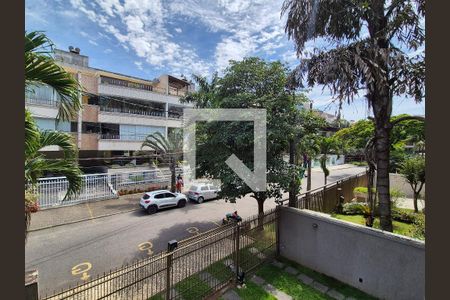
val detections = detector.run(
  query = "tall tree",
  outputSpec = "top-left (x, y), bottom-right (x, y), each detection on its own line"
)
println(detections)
top-left (399, 156), bottom-right (425, 213)
top-left (283, 0), bottom-right (425, 231)
top-left (141, 131), bottom-right (183, 193)
top-left (183, 58), bottom-right (300, 216)
top-left (318, 136), bottom-right (338, 185)
top-left (25, 31), bottom-right (83, 241)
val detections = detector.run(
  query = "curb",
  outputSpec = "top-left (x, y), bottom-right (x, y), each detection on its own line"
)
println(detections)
top-left (28, 207), bottom-right (141, 232)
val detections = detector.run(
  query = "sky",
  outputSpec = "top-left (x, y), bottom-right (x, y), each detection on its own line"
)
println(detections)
top-left (25, 0), bottom-right (425, 121)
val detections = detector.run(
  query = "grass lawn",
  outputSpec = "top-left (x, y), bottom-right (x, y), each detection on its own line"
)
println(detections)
top-left (256, 264), bottom-right (333, 300)
top-left (234, 281), bottom-right (277, 300)
top-left (228, 257), bottom-right (376, 300)
top-left (331, 213), bottom-right (414, 237)
top-left (277, 257), bottom-right (377, 300)
top-left (174, 275), bottom-right (211, 300)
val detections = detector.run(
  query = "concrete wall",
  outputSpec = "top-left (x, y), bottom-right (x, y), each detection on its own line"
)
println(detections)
top-left (389, 173), bottom-right (426, 199)
top-left (279, 207), bottom-right (425, 300)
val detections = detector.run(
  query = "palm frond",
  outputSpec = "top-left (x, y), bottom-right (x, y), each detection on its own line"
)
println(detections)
top-left (25, 31), bottom-right (82, 121)
top-left (25, 157), bottom-right (82, 199)
top-left (141, 132), bottom-right (170, 153)
top-left (39, 130), bottom-right (78, 159)
top-left (25, 109), bottom-right (40, 157)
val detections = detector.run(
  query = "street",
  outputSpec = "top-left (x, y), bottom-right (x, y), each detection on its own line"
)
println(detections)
top-left (25, 165), bottom-right (364, 296)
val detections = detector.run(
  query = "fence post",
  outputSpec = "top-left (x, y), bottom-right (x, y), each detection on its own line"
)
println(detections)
top-left (276, 206), bottom-right (280, 256)
top-left (165, 240), bottom-right (177, 300)
top-left (234, 223), bottom-right (240, 283)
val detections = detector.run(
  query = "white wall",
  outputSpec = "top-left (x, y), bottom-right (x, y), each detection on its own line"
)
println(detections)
top-left (279, 207), bottom-right (425, 300)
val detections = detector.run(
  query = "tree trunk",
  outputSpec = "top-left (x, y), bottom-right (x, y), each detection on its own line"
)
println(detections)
top-left (413, 192), bottom-right (419, 213)
top-left (324, 174), bottom-right (327, 185)
top-left (288, 140), bottom-right (297, 207)
top-left (254, 192), bottom-right (266, 230)
top-left (305, 159), bottom-right (312, 209)
top-left (307, 159), bottom-right (312, 191)
top-left (372, 103), bottom-right (393, 232)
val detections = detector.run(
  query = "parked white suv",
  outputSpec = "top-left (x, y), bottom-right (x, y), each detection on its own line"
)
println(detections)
top-left (187, 183), bottom-right (220, 204)
top-left (140, 190), bottom-right (187, 214)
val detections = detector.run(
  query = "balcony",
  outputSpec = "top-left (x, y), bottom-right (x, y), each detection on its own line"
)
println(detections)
top-left (25, 97), bottom-right (59, 107)
top-left (99, 105), bottom-right (166, 118)
top-left (98, 83), bottom-right (182, 105)
top-left (100, 134), bottom-right (149, 141)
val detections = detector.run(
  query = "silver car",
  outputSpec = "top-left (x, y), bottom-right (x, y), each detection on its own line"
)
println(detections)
top-left (187, 183), bottom-right (220, 204)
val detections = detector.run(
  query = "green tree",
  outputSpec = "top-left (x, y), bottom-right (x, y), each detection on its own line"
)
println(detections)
top-left (318, 136), bottom-right (339, 185)
top-left (184, 57), bottom-right (300, 216)
top-left (25, 31), bottom-right (82, 241)
top-left (399, 156), bottom-right (425, 213)
top-left (141, 131), bottom-right (183, 193)
top-left (282, 0), bottom-right (425, 231)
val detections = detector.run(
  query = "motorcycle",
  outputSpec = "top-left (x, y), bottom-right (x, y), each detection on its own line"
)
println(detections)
top-left (222, 212), bottom-right (242, 225)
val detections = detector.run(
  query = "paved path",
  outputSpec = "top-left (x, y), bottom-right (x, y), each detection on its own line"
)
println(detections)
top-left (25, 166), bottom-right (365, 296)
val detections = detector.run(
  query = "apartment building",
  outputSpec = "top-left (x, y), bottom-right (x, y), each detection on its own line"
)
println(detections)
top-left (25, 47), bottom-right (194, 169)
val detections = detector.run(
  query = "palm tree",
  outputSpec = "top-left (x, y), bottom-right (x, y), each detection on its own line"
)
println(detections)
top-left (25, 110), bottom-right (82, 240)
top-left (282, 0), bottom-right (425, 232)
top-left (25, 31), bottom-right (82, 240)
top-left (25, 31), bottom-right (82, 121)
top-left (318, 137), bottom-right (338, 185)
top-left (141, 131), bottom-right (183, 192)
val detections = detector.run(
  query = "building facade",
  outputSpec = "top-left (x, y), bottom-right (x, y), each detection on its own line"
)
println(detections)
top-left (25, 48), bottom-right (193, 169)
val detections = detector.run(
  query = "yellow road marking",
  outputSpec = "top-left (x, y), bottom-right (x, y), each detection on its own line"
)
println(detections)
top-left (71, 262), bottom-right (92, 281)
top-left (138, 241), bottom-right (153, 256)
top-left (187, 227), bottom-right (200, 235)
top-left (86, 203), bottom-right (94, 219)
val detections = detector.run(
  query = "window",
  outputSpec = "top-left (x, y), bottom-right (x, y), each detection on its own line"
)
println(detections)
top-left (201, 186), bottom-right (209, 191)
top-left (143, 194), bottom-right (150, 200)
top-left (164, 193), bottom-right (176, 198)
top-left (154, 193), bottom-right (165, 199)
top-left (189, 186), bottom-right (198, 191)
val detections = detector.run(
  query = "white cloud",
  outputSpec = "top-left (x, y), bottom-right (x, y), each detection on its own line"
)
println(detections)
top-left (174, 27), bottom-right (182, 33)
top-left (88, 40), bottom-right (98, 46)
top-left (80, 31), bottom-right (89, 37)
top-left (103, 48), bottom-right (113, 54)
top-left (71, 0), bottom-right (213, 78)
top-left (134, 61), bottom-right (143, 70)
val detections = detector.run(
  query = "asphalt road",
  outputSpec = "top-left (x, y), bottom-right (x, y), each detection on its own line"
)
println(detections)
top-left (25, 165), bottom-right (365, 296)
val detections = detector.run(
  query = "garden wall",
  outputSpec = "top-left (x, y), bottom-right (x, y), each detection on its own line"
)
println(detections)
top-left (388, 173), bottom-right (426, 199)
top-left (279, 207), bottom-right (425, 300)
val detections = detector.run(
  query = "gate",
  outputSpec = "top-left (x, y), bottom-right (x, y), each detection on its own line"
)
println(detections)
top-left (33, 168), bottom-right (187, 209)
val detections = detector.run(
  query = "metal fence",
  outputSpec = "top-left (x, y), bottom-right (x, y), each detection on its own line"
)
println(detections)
top-left (41, 208), bottom-right (279, 300)
top-left (34, 168), bottom-right (186, 209)
top-left (279, 171), bottom-right (368, 213)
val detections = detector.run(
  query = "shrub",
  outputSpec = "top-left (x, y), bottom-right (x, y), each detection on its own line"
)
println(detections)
top-left (391, 207), bottom-right (418, 224)
top-left (25, 192), bottom-right (39, 213)
top-left (353, 187), bottom-right (376, 194)
top-left (342, 202), bottom-right (368, 215)
top-left (409, 214), bottom-right (425, 240)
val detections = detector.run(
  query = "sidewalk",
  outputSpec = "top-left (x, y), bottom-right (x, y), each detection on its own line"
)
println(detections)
top-left (311, 163), bottom-right (364, 172)
top-left (29, 195), bottom-right (141, 231)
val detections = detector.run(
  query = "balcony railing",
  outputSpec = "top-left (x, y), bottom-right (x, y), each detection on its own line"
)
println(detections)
top-left (99, 106), bottom-right (166, 118)
top-left (25, 97), bottom-right (59, 107)
top-left (100, 134), bottom-right (149, 141)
